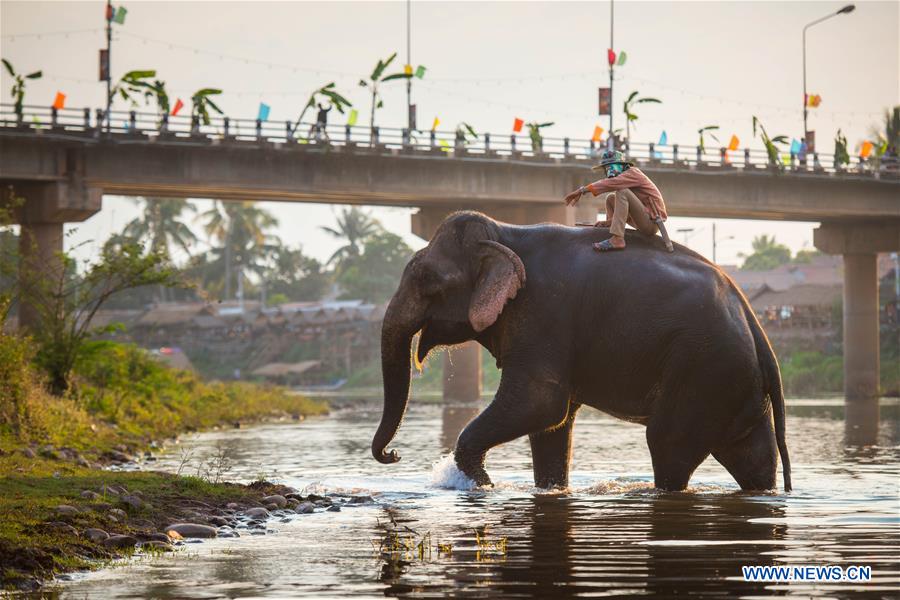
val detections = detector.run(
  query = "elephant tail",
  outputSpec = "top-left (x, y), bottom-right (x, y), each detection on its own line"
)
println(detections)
top-left (745, 303), bottom-right (793, 492)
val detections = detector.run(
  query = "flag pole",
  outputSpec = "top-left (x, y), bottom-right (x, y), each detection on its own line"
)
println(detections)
top-left (608, 0), bottom-right (615, 150)
top-left (105, 0), bottom-right (112, 132)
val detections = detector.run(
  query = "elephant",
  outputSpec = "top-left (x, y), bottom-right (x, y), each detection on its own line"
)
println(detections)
top-left (371, 211), bottom-right (792, 492)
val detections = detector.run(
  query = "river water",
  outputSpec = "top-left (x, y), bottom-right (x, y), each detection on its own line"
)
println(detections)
top-left (61, 399), bottom-right (899, 598)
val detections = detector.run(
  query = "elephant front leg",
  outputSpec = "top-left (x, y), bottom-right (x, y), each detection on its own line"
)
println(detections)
top-left (454, 369), bottom-right (570, 487)
top-left (529, 404), bottom-right (580, 489)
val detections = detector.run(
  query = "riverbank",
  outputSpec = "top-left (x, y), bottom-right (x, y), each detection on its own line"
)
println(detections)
top-left (0, 334), bottom-right (328, 591)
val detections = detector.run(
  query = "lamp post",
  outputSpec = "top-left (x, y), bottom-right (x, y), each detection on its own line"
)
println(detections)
top-left (802, 4), bottom-right (855, 140)
top-left (711, 222), bottom-right (734, 264)
top-left (676, 227), bottom-right (696, 246)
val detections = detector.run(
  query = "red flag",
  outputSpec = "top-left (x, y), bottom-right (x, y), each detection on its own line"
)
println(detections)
top-left (52, 92), bottom-right (66, 110)
top-left (106, 4), bottom-right (114, 20)
top-left (607, 49), bottom-right (616, 66)
top-left (512, 118), bottom-right (524, 133)
top-left (171, 98), bottom-right (184, 116)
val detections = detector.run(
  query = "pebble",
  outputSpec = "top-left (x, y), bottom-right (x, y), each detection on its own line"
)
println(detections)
top-left (83, 528), bottom-right (109, 543)
top-left (295, 502), bottom-right (315, 514)
top-left (261, 495), bottom-right (287, 508)
top-left (46, 521), bottom-right (79, 536)
top-left (207, 516), bottom-right (229, 527)
top-left (104, 450), bottom-right (131, 464)
top-left (165, 523), bottom-right (218, 539)
top-left (119, 494), bottom-right (142, 509)
top-left (80, 490), bottom-right (100, 500)
top-left (217, 527), bottom-right (239, 538)
top-left (144, 532), bottom-right (170, 543)
top-left (226, 503), bottom-right (240, 510)
top-left (347, 495), bottom-right (374, 504)
top-left (326, 505), bottom-right (341, 513)
top-left (265, 503), bottom-right (280, 511)
top-left (243, 507), bottom-right (270, 519)
top-left (22, 447), bottom-right (36, 459)
top-left (103, 535), bottom-right (138, 549)
top-left (108, 508), bottom-right (127, 520)
top-left (76, 457), bottom-right (91, 468)
top-left (55, 505), bottom-right (79, 516)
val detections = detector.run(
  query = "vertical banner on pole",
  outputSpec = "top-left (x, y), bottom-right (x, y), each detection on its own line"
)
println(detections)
top-left (408, 104), bottom-right (417, 130)
top-left (598, 88), bottom-right (611, 115)
top-left (99, 49), bottom-right (109, 81)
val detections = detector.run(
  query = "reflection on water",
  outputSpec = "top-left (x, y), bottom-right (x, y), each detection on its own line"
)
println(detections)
top-left (59, 400), bottom-right (900, 598)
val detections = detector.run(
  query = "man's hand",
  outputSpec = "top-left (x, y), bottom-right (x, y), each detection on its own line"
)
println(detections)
top-left (564, 188), bottom-right (585, 206)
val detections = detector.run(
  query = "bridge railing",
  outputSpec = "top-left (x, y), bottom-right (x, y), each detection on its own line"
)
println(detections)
top-left (2, 103), bottom-right (897, 178)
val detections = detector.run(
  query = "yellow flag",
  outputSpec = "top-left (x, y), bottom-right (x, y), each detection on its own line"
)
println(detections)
top-left (404, 64), bottom-right (413, 76)
top-left (432, 117), bottom-right (440, 131)
top-left (728, 135), bottom-right (739, 151)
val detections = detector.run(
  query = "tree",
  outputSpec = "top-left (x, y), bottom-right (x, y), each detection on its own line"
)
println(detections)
top-left (291, 82), bottom-right (352, 137)
top-left (15, 241), bottom-right (183, 394)
top-left (739, 234), bottom-right (791, 271)
top-left (2, 59), bottom-right (42, 123)
top-left (870, 105), bottom-right (900, 157)
top-left (622, 91), bottom-right (661, 146)
top-left (337, 230), bottom-right (413, 302)
top-left (697, 125), bottom-right (720, 154)
top-left (752, 116), bottom-right (788, 169)
top-left (358, 53), bottom-right (411, 131)
top-left (110, 69), bottom-right (156, 107)
top-left (833, 129), bottom-right (850, 169)
top-left (526, 121), bottom-right (554, 153)
top-left (123, 198), bottom-right (197, 260)
top-left (263, 245), bottom-right (330, 302)
top-left (191, 88), bottom-right (224, 126)
top-left (199, 201), bottom-right (279, 299)
top-left (320, 207), bottom-right (381, 271)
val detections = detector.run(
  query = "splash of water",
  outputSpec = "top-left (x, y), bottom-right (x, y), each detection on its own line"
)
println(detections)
top-left (430, 453), bottom-right (477, 490)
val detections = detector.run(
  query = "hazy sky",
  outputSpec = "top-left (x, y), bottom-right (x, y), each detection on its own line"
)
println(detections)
top-left (2, 0), bottom-right (898, 266)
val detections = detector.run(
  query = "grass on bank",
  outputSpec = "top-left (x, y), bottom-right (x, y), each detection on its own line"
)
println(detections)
top-left (0, 330), bottom-right (327, 588)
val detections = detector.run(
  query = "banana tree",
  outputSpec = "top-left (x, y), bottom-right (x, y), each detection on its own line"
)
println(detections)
top-left (2, 59), bottom-right (42, 123)
top-left (455, 122), bottom-right (478, 148)
top-left (110, 70), bottom-right (156, 107)
top-left (143, 79), bottom-right (170, 119)
top-left (291, 82), bottom-right (352, 137)
top-left (697, 125), bottom-right (720, 154)
top-left (191, 88), bottom-right (224, 126)
top-left (527, 121), bottom-right (554, 153)
top-left (358, 53), bottom-right (410, 131)
top-left (752, 116), bottom-right (788, 169)
top-left (622, 90), bottom-right (661, 148)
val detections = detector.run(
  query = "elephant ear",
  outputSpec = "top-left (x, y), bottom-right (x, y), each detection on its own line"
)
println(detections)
top-left (468, 240), bottom-right (526, 333)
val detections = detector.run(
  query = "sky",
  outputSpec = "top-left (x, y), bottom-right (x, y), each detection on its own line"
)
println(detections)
top-left (2, 0), bottom-right (898, 267)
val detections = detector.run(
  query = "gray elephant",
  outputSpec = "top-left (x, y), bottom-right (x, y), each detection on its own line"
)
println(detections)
top-left (372, 211), bottom-right (791, 492)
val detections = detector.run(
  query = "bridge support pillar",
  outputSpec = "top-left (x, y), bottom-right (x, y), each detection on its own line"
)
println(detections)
top-left (2, 182), bottom-right (102, 332)
top-left (814, 222), bottom-right (900, 444)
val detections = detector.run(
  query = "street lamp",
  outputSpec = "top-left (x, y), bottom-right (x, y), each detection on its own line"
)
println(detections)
top-left (802, 4), bottom-right (855, 142)
top-left (711, 222), bottom-right (734, 264)
top-left (676, 227), bottom-right (696, 246)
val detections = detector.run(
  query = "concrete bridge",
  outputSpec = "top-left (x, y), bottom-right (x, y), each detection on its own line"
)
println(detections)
top-left (2, 105), bottom-right (898, 441)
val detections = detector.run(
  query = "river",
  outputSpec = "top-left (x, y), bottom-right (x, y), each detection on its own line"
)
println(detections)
top-left (59, 399), bottom-right (899, 598)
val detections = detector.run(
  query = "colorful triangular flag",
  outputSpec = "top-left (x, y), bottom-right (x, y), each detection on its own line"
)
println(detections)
top-left (616, 51), bottom-right (627, 66)
top-left (52, 91), bottom-right (66, 110)
top-left (431, 116), bottom-right (440, 131)
top-left (658, 130), bottom-right (667, 146)
top-left (728, 134), bottom-right (739, 151)
top-left (171, 98), bottom-right (184, 116)
top-left (592, 125), bottom-right (604, 142)
top-left (404, 64), bottom-right (413, 76)
top-left (790, 139), bottom-right (801, 154)
top-left (607, 49), bottom-right (616, 66)
top-left (415, 65), bottom-right (426, 79)
top-left (860, 141), bottom-right (873, 158)
top-left (513, 118), bottom-right (524, 133)
top-left (113, 6), bottom-right (127, 24)
top-left (347, 108), bottom-right (358, 126)
top-left (257, 102), bottom-right (270, 122)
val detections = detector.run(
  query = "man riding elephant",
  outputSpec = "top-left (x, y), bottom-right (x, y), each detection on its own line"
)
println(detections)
top-left (564, 150), bottom-right (669, 252)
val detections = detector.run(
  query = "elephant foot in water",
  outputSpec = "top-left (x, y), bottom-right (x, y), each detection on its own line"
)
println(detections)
top-left (455, 453), bottom-right (493, 488)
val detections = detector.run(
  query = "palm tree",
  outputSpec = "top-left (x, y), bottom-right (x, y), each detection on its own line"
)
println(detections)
top-left (697, 125), bottom-right (720, 154)
top-left (2, 59), bottom-right (42, 123)
top-left (122, 198), bottom-right (197, 260)
top-left (191, 88), bottom-right (224, 126)
top-left (752, 116), bottom-right (788, 169)
top-left (358, 53), bottom-right (411, 132)
top-left (526, 121), bottom-right (554, 153)
top-left (622, 91), bottom-right (661, 147)
top-left (199, 201), bottom-right (279, 299)
top-left (320, 207), bottom-right (380, 271)
top-left (291, 82), bottom-right (352, 137)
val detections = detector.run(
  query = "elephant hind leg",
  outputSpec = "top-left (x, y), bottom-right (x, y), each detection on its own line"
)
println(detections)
top-left (712, 409), bottom-right (778, 491)
top-left (529, 404), bottom-right (580, 489)
top-left (646, 419), bottom-right (712, 491)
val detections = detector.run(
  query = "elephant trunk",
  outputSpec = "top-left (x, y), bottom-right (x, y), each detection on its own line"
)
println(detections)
top-left (372, 288), bottom-right (424, 464)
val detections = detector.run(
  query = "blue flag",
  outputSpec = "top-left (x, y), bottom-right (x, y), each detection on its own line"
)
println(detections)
top-left (257, 103), bottom-right (271, 122)
top-left (658, 130), bottom-right (668, 146)
top-left (790, 138), bottom-right (801, 154)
